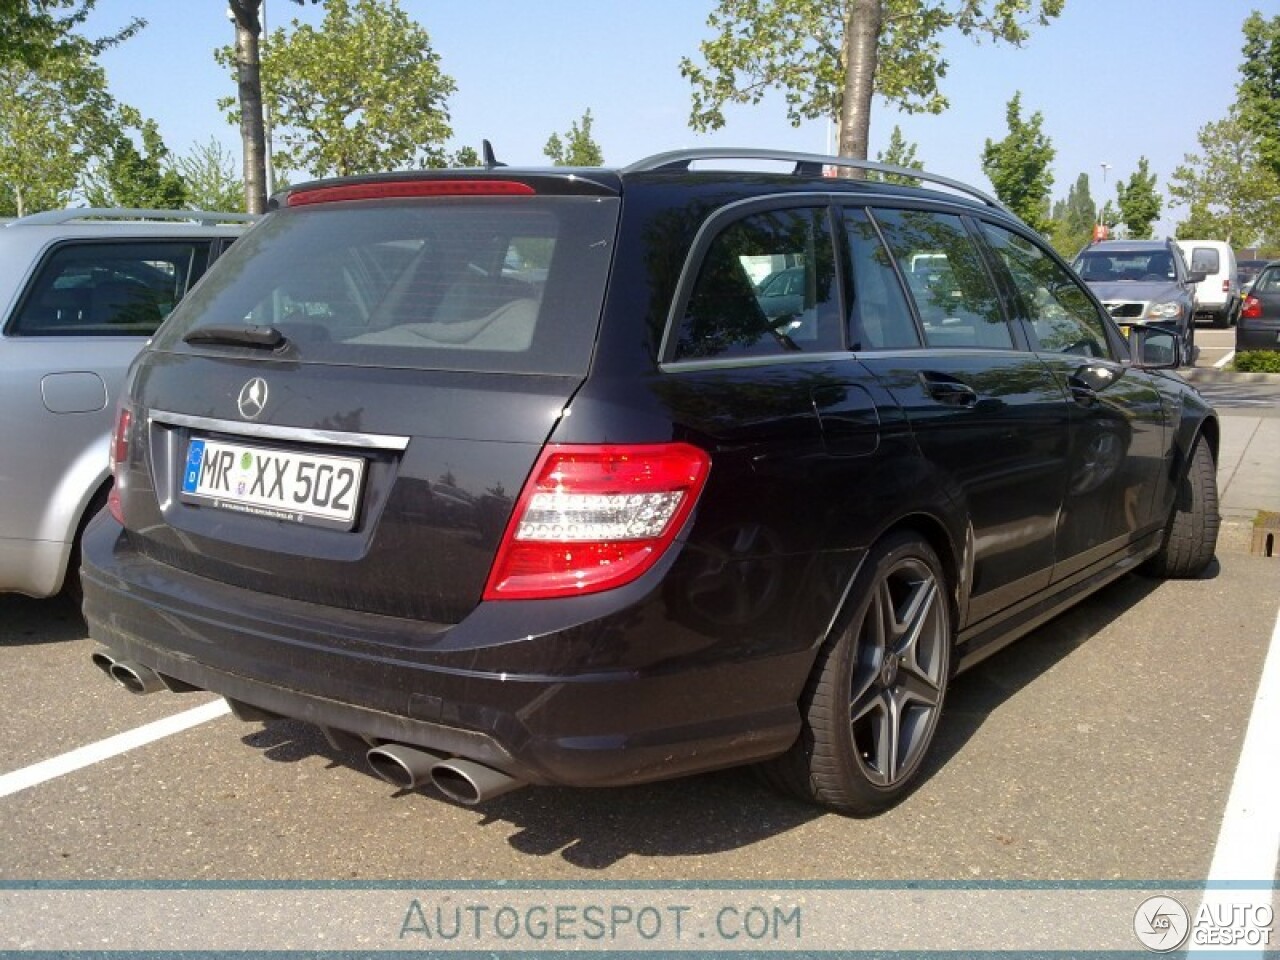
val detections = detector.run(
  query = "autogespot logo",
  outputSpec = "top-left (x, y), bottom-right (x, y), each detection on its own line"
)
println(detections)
top-left (1134, 895), bottom-right (1190, 952)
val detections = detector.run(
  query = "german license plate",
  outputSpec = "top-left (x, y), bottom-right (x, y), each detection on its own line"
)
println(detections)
top-left (1120, 324), bottom-right (1132, 339)
top-left (180, 437), bottom-right (364, 530)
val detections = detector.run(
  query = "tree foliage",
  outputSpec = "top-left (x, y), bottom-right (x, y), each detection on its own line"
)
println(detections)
top-left (1047, 172), bottom-right (1095, 257)
top-left (0, 0), bottom-right (142, 70)
top-left (870, 124), bottom-right (923, 184)
top-left (174, 137), bottom-right (245, 212)
top-left (1115, 156), bottom-right (1160, 240)
top-left (1168, 113), bottom-right (1280, 246)
top-left (680, 0), bottom-right (1064, 162)
top-left (219, 0), bottom-right (456, 180)
top-left (0, 50), bottom-right (120, 216)
top-left (84, 117), bottom-right (189, 209)
top-left (1236, 11), bottom-right (1280, 181)
top-left (544, 109), bottom-right (604, 166)
top-left (980, 92), bottom-right (1054, 233)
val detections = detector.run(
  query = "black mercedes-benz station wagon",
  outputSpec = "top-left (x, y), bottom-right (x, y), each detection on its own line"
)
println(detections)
top-left (84, 149), bottom-right (1219, 815)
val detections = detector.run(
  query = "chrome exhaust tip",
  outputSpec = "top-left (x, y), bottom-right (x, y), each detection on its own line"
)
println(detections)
top-left (90, 649), bottom-right (116, 677)
top-left (107, 659), bottom-right (165, 695)
top-left (430, 758), bottom-right (524, 806)
top-left (366, 743), bottom-right (446, 791)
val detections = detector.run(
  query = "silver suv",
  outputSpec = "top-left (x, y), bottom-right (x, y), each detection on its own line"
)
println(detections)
top-left (1071, 239), bottom-right (1204, 362)
top-left (0, 208), bottom-right (252, 598)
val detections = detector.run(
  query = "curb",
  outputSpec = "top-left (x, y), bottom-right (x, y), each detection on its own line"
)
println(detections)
top-left (1179, 367), bottom-right (1280, 384)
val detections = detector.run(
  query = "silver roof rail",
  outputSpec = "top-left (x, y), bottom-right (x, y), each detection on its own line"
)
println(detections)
top-left (623, 148), bottom-right (1009, 215)
top-left (10, 208), bottom-right (257, 227)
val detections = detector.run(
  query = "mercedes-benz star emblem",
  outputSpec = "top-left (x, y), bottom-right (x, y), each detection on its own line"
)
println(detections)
top-left (237, 377), bottom-right (269, 420)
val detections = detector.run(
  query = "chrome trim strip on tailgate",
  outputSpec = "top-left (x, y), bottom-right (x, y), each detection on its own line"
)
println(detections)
top-left (149, 410), bottom-right (411, 451)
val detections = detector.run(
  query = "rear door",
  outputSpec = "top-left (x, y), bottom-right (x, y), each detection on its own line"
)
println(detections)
top-left (121, 188), bottom-right (621, 624)
top-left (844, 206), bottom-right (1070, 625)
top-left (0, 237), bottom-right (214, 593)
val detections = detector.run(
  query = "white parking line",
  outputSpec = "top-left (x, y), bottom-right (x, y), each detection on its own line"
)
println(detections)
top-left (1188, 604), bottom-right (1280, 958)
top-left (0, 699), bottom-right (230, 799)
top-left (1214, 350), bottom-right (1235, 369)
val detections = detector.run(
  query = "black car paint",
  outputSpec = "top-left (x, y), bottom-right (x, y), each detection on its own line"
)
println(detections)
top-left (82, 167), bottom-right (1217, 791)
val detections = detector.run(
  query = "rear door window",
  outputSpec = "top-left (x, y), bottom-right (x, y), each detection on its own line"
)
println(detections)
top-left (669, 206), bottom-right (842, 362)
top-left (870, 209), bottom-right (1013, 349)
top-left (1189, 247), bottom-right (1220, 274)
top-left (153, 197), bottom-right (620, 376)
top-left (8, 240), bottom-right (209, 336)
top-left (842, 208), bottom-right (922, 350)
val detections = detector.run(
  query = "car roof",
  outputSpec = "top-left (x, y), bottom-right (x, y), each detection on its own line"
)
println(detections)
top-left (1081, 240), bottom-right (1171, 252)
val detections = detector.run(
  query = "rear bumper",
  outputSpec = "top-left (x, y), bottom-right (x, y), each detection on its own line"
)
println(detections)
top-left (0, 536), bottom-right (67, 598)
top-left (81, 516), bottom-right (816, 789)
top-left (1235, 326), bottom-right (1280, 352)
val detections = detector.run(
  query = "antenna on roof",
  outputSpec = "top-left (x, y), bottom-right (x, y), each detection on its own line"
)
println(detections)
top-left (482, 140), bottom-right (505, 169)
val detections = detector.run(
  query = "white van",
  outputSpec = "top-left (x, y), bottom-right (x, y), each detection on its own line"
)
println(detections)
top-left (1176, 240), bottom-right (1239, 327)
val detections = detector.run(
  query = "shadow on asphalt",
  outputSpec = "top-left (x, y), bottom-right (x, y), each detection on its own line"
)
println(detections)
top-left (0, 593), bottom-right (86, 647)
top-left (232, 570), bottom-right (1176, 869)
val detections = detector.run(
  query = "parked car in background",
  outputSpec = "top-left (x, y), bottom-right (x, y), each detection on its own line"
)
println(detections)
top-left (1235, 261), bottom-right (1280, 353)
top-left (1237, 258), bottom-right (1272, 291)
top-left (1176, 240), bottom-right (1238, 328)
top-left (0, 208), bottom-right (253, 599)
top-left (83, 150), bottom-right (1218, 817)
top-left (1072, 239), bottom-right (1203, 361)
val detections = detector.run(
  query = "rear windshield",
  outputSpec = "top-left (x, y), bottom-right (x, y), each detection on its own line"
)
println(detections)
top-left (151, 196), bottom-right (620, 375)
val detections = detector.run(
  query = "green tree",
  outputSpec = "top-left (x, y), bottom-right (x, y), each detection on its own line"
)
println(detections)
top-left (174, 137), bottom-right (245, 212)
top-left (84, 118), bottom-right (189, 209)
top-left (0, 50), bottom-right (120, 216)
top-left (544, 109), bottom-right (604, 166)
top-left (1237, 11), bottom-right (1280, 180)
top-left (219, 0), bottom-right (455, 180)
top-left (979, 92), bottom-right (1054, 233)
top-left (871, 123), bottom-right (922, 184)
top-left (1115, 156), bottom-right (1160, 239)
top-left (1047, 171), bottom-right (1095, 257)
top-left (0, 0), bottom-right (142, 70)
top-left (680, 0), bottom-right (1064, 164)
top-left (1168, 113), bottom-right (1280, 246)
top-left (451, 145), bottom-right (480, 167)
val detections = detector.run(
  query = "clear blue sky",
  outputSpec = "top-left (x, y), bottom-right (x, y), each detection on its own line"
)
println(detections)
top-left (87, 1), bottom-right (1266, 235)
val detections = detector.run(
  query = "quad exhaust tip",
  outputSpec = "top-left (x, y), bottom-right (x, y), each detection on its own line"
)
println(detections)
top-left (91, 649), bottom-right (166, 695)
top-left (365, 743), bottom-right (524, 805)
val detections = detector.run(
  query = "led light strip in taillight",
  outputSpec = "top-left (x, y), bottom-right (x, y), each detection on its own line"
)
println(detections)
top-left (483, 443), bottom-right (712, 601)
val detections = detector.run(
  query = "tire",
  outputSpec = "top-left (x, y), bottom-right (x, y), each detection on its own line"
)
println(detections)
top-left (62, 485), bottom-right (110, 608)
top-left (758, 532), bottom-right (952, 815)
top-left (1142, 436), bottom-right (1219, 579)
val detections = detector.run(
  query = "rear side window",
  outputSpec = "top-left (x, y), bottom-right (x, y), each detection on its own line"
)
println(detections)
top-left (671, 207), bottom-right (841, 362)
top-left (982, 224), bottom-right (1111, 359)
top-left (843, 209), bottom-right (921, 350)
top-left (8, 241), bottom-right (208, 336)
top-left (1188, 247), bottom-right (1220, 274)
top-left (153, 197), bottom-right (619, 376)
top-left (871, 209), bottom-right (1012, 349)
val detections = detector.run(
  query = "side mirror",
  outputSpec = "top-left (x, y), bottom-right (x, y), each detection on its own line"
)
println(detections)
top-left (1186, 269), bottom-right (1207, 285)
top-left (1128, 324), bottom-right (1182, 370)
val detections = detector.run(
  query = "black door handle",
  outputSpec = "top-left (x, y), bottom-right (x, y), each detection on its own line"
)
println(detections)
top-left (919, 371), bottom-right (979, 407)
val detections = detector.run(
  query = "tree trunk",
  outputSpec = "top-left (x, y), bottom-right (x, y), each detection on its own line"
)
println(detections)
top-left (230, 0), bottom-right (268, 214)
top-left (838, 0), bottom-right (882, 173)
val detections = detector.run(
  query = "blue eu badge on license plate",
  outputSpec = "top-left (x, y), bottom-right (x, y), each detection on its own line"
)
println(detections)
top-left (183, 439), bottom-right (206, 493)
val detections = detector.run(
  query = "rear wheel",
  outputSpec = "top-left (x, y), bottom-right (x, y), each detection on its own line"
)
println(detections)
top-left (62, 485), bottom-right (109, 608)
top-left (1142, 436), bottom-right (1219, 579)
top-left (759, 532), bottom-right (952, 815)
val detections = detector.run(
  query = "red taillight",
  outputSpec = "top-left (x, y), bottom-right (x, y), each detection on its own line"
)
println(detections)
top-left (1240, 295), bottom-right (1262, 320)
top-left (1222, 279), bottom-right (1231, 293)
top-left (286, 179), bottom-right (536, 206)
top-left (482, 443), bottom-right (712, 601)
top-left (107, 404), bottom-right (132, 524)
